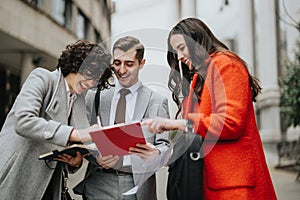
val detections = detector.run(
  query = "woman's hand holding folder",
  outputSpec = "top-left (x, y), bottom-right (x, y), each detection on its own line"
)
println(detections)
top-left (69, 124), bottom-right (102, 143)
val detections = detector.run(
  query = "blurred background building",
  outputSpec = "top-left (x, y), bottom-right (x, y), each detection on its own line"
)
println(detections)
top-left (0, 0), bottom-right (112, 128)
top-left (112, 0), bottom-right (300, 143)
top-left (1, 0), bottom-right (298, 142)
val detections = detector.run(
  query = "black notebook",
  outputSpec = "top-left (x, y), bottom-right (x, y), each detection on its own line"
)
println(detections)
top-left (38, 143), bottom-right (97, 161)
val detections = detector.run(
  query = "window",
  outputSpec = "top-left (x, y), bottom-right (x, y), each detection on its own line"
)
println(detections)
top-left (23, 0), bottom-right (44, 9)
top-left (84, 20), bottom-right (91, 40)
top-left (76, 11), bottom-right (85, 39)
top-left (95, 30), bottom-right (101, 44)
top-left (52, 0), bottom-right (65, 25)
top-left (0, 69), bottom-right (20, 129)
top-left (76, 10), bottom-right (90, 39)
top-left (51, 0), bottom-right (72, 29)
top-left (64, 0), bottom-right (72, 29)
top-left (0, 69), bottom-right (6, 129)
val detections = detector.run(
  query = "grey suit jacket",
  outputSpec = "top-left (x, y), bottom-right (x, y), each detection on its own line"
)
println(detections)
top-left (75, 85), bottom-right (171, 200)
top-left (0, 68), bottom-right (90, 200)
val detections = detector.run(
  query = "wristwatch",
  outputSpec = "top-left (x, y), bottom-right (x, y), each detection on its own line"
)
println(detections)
top-left (184, 119), bottom-right (194, 133)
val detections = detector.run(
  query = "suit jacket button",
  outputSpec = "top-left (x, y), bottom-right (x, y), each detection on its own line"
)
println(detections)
top-left (43, 131), bottom-right (53, 139)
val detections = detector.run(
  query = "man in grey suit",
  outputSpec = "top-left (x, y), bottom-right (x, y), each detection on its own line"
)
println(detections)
top-left (75, 36), bottom-right (171, 200)
top-left (0, 40), bottom-right (112, 200)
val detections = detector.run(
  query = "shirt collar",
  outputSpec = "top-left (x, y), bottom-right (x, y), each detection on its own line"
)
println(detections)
top-left (64, 76), bottom-right (77, 99)
top-left (64, 77), bottom-right (71, 95)
top-left (115, 80), bottom-right (142, 95)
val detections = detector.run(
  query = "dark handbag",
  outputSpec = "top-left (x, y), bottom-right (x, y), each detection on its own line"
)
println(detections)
top-left (167, 131), bottom-right (203, 200)
top-left (61, 190), bottom-right (73, 200)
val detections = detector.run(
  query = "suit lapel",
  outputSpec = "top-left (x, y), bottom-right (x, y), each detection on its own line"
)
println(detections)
top-left (45, 70), bottom-right (69, 124)
top-left (70, 95), bottom-right (89, 128)
top-left (99, 88), bottom-right (115, 126)
top-left (133, 86), bottom-right (152, 121)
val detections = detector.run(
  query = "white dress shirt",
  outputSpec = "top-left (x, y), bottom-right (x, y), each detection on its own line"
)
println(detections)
top-left (109, 80), bottom-right (142, 166)
top-left (109, 80), bottom-right (142, 126)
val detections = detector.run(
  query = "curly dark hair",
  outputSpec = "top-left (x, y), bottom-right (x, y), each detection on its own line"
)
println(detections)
top-left (57, 40), bottom-right (113, 90)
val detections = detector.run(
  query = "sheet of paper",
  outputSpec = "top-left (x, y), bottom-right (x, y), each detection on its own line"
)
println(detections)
top-left (123, 186), bottom-right (139, 196)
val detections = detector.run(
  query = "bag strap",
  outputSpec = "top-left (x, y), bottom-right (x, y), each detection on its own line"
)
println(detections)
top-left (187, 133), bottom-right (202, 161)
top-left (183, 73), bottom-right (203, 160)
top-left (183, 73), bottom-right (198, 119)
top-left (94, 89), bottom-right (100, 116)
top-left (62, 165), bottom-right (69, 196)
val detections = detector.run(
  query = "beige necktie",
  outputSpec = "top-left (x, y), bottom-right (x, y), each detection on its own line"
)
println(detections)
top-left (115, 88), bottom-right (130, 124)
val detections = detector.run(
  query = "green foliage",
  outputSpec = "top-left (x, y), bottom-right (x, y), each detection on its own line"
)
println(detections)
top-left (280, 37), bottom-right (300, 128)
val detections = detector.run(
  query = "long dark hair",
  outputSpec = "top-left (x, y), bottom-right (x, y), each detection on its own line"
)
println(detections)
top-left (167, 18), bottom-right (261, 118)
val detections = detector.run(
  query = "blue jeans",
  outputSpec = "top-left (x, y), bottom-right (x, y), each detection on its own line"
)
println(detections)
top-left (84, 171), bottom-right (137, 200)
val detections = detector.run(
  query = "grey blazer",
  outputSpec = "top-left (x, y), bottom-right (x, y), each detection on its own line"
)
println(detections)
top-left (0, 68), bottom-right (90, 200)
top-left (75, 86), bottom-right (171, 200)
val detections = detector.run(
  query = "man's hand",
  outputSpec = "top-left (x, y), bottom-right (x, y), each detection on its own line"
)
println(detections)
top-left (129, 143), bottom-right (160, 161)
top-left (54, 151), bottom-right (87, 167)
top-left (96, 155), bottom-right (120, 169)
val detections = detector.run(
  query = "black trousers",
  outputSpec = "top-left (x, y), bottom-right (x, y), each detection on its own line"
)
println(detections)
top-left (42, 165), bottom-right (61, 200)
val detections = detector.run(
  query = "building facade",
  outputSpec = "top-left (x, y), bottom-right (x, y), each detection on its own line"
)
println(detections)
top-left (112, 0), bottom-right (300, 143)
top-left (196, 0), bottom-right (299, 142)
top-left (0, 0), bottom-right (112, 128)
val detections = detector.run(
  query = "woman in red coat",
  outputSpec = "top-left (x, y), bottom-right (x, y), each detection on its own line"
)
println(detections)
top-left (144, 18), bottom-right (277, 200)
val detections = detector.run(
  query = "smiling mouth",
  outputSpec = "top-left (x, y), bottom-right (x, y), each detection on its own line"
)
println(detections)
top-left (118, 73), bottom-right (129, 79)
top-left (80, 82), bottom-right (88, 90)
top-left (182, 58), bottom-right (190, 64)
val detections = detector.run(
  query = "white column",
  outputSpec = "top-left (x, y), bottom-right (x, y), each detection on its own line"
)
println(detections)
top-left (254, 0), bottom-right (281, 142)
top-left (20, 53), bottom-right (34, 85)
top-left (180, 0), bottom-right (196, 18)
top-left (237, 0), bottom-right (255, 71)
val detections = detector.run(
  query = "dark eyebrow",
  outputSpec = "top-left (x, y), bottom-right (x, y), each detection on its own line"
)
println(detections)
top-left (113, 59), bottom-right (134, 64)
top-left (124, 61), bottom-right (134, 64)
top-left (176, 43), bottom-right (184, 50)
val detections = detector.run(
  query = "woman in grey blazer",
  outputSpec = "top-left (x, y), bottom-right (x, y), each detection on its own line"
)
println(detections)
top-left (0, 40), bottom-right (112, 200)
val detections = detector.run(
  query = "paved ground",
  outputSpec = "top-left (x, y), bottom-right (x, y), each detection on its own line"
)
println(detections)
top-left (68, 143), bottom-right (300, 200)
top-left (263, 143), bottom-right (300, 200)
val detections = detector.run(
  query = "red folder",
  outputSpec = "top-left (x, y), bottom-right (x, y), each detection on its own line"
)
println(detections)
top-left (89, 122), bottom-right (146, 156)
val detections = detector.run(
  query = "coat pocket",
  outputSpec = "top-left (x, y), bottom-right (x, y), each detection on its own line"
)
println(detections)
top-left (205, 141), bottom-right (256, 190)
top-left (0, 152), bottom-right (18, 186)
